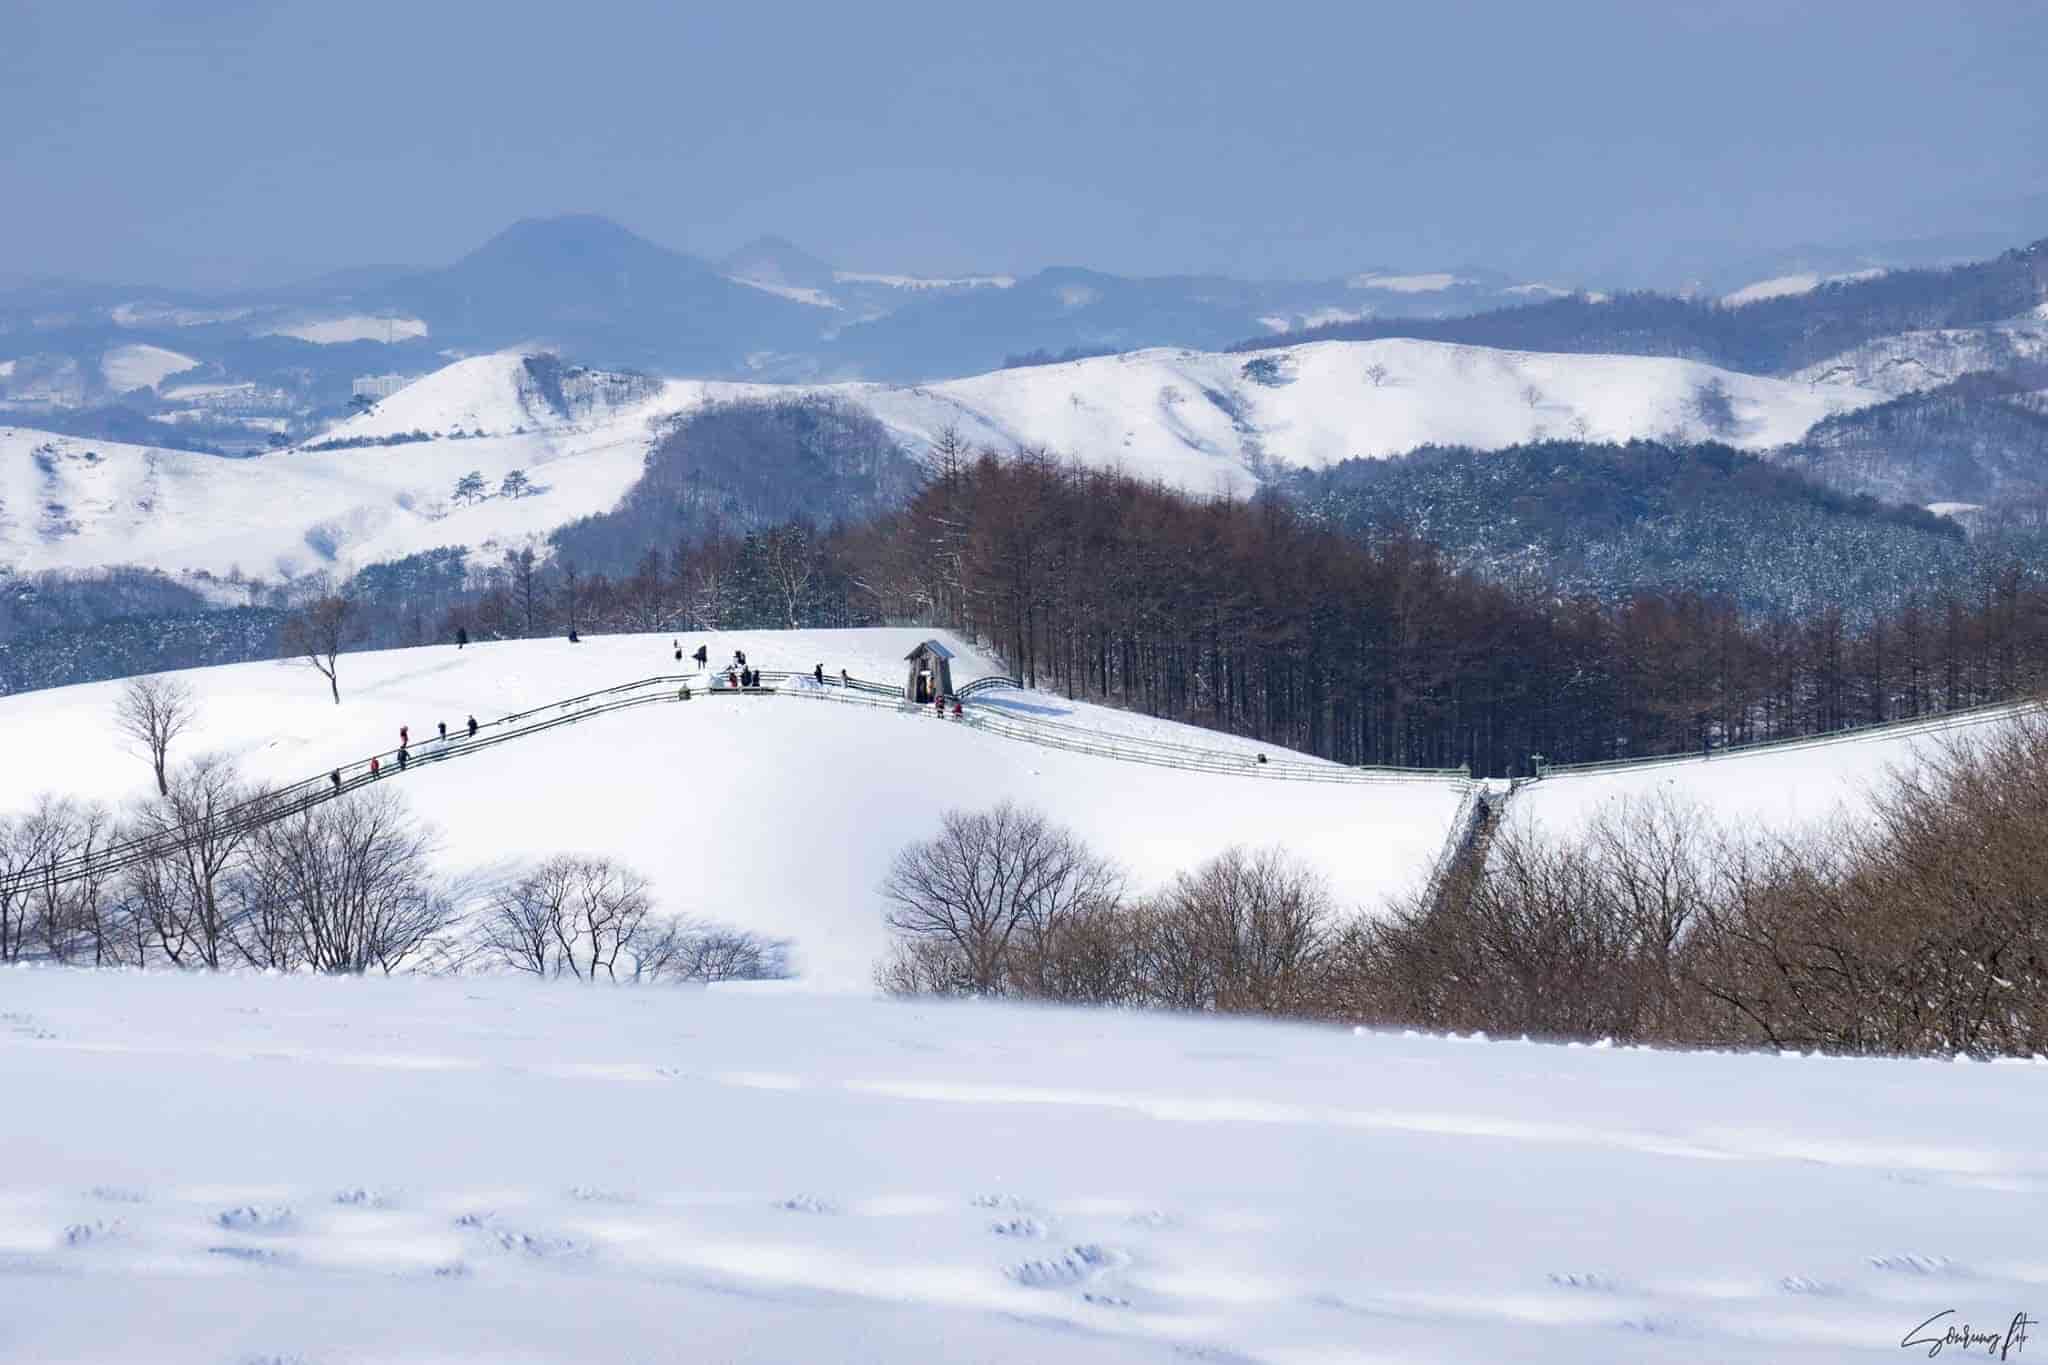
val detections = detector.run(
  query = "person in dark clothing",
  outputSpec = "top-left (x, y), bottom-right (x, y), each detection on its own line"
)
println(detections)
top-left (438, 721), bottom-right (448, 742)
top-left (814, 663), bottom-right (824, 685)
top-left (400, 725), bottom-right (409, 746)
top-left (456, 626), bottom-right (469, 649)
top-left (466, 714), bottom-right (478, 739)
top-left (934, 693), bottom-right (945, 717)
top-left (568, 627), bottom-right (581, 643)
top-left (396, 746), bottom-right (410, 771)
top-left (330, 769), bottom-right (343, 793)
top-left (840, 668), bottom-right (849, 687)
top-left (736, 649), bottom-right (747, 667)
top-left (694, 644), bottom-right (709, 667)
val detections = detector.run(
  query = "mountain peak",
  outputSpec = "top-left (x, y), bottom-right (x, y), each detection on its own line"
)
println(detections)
top-left (720, 234), bottom-right (837, 290)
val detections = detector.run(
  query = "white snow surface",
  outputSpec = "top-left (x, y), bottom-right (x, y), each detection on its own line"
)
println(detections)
top-left (0, 340), bottom-right (1884, 579)
top-left (832, 270), bottom-right (1016, 289)
top-left (0, 629), bottom-right (1469, 988)
top-left (1720, 268), bottom-right (1886, 307)
top-left (1347, 271), bottom-right (1467, 293)
top-left (4, 968), bottom-right (2044, 1364)
top-left (261, 315), bottom-right (430, 344)
top-left (1792, 314), bottom-right (2048, 395)
top-left (1511, 703), bottom-right (2036, 849)
top-left (98, 343), bottom-right (198, 393)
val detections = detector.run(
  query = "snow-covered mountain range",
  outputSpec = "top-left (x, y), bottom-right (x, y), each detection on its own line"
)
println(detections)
top-left (0, 341), bottom-right (1882, 581)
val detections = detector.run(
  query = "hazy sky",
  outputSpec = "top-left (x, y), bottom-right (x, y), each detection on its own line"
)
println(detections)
top-left (5, 0), bottom-right (2044, 289)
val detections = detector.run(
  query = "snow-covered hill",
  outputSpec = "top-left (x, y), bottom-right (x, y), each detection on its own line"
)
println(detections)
top-left (1, 339), bottom-right (1884, 581)
top-left (0, 629), bottom-right (1471, 987)
top-left (1509, 702), bottom-right (2035, 848)
top-left (1792, 314), bottom-right (2048, 396)
top-left (5, 968), bottom-right (2043, 1364)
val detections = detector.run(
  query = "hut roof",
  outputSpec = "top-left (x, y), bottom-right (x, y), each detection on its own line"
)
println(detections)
top-left (904, 639), bottom-right (954, 662)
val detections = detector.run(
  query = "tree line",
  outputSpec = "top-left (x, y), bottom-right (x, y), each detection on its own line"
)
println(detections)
top-left (878, 713), bottom-right (2048, 1059)
top-left (405, 442), bottom-right (2048, 776)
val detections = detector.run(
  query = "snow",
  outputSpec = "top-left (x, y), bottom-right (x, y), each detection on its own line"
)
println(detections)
top-left (833, 271), bottom-right (1016, 290)
top-left (1792, 314), bottom-right (2048, 395)
top-left (1504, 281), bottom-right (1574, 297)
top-left (851, 340), bottom-right (1882, 495)
top-left (0, 359), bottom-right (15, 379)
top-left (728, 277), bottom-right (842, 309)
top-left (0, 629), bottom-right (1471, 988)
top-left (0, 340), bottom-right (1886, 580)
top-left (1347, 271), bottom-right (1466, 293)
top-left (4, 968), bottom-right (2044, 1363)
top-left (1510, 703), bottom-right (2034, 849)
top-left (1927, 501), bottom-right (1983, 518)
top-left (1720, 269), bottom-right (1886, 308)
top-left (261, 315), bottom-right (430, 345)
top-left (99, 343), bottom-right (198, 393)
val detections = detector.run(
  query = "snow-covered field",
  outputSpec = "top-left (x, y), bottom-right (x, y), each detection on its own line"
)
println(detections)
top-left (0, 629), bottom-right (1470, 987)
top-left (0, 339), bottom-right (1885, 580)
top-left (4, 967), bottom-right (2044, 1363)
top-left (1509, 703), bottom-right (2036, 847)
top-left (98, 342), bottom-right (198, 393)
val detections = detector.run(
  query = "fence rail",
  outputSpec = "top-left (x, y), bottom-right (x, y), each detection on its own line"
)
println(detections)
top-left (1540, 696), bottom-right (2045, 779)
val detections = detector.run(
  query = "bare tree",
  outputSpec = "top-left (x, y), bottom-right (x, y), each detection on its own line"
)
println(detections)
top-left (125, 755), bottom-right (259, 969)
top-left (239, 786), bottom-right (450, 973)
top-left (1364, 361), bottom-right (1391, 388)
top-left (880, 802), bottom-right (1123, 996)
top-left (115, 674), bottom-right (197, 797)
top-left (479, 856), bottom-right (654, 981)
top-left (632, 917), bottom-right (793, 983)
top-left (280, 596), bottom-right (358, 704)
top-left (760, 524), bottom-right (818, 629)
top-left (1141, 847), bottom-right (1335, 1014)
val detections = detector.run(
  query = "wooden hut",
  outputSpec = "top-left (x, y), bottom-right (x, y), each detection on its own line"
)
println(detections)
top-left (904, 639), bottom-right (955, 703)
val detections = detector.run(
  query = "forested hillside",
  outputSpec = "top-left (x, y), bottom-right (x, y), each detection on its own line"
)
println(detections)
top-left (1290, 439), bottom-right (1974, 617)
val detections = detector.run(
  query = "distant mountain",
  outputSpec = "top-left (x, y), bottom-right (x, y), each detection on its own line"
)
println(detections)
top-left (1245, 238), bottom-right (2048, 377)
top-left (719, 234), bottom-right (839, 292)
top-left (375, 215), bottom-right (826, 373)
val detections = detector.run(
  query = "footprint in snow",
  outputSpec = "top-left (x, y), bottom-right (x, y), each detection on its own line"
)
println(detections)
top-left (62, 1219), bottom-right (123, 1248)
top-left (217, 1205), bottom-right (296, 1234)
top-left (776, 1195), bottom-right (838, 1214)
top-left (1007, 1244), bottom-right (1121, 1288)
top-left (1779, 1275), bottom-right (1847, 1297)
top-left (1868, 1253), bottom-right (1962, 1276)
top-left (990, 1217), bottom-right (1046, 1238)
top-left (1547, 1271), bottom-right (1623, 1292)
top-left (970, 1193), bottom-right (1033, 1212)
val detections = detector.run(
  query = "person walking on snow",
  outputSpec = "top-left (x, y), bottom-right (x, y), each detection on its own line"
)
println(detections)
top-left (456, 626), bottom-right (469, 649)
top-left (400, 725), bottom-right (409, 747)
top-left (814, 663), bottom-right (824, 685)
top-left (369, 756), bottom-right (381, 778)
top-left (330, 769), bottom-right (342, 794)
top-left (396, 745), bottom-right (410, 772)
top-left (467, 714), bottom-right (478, 739)
top-left (438, 721), bottom-right (448, 742)
top-left (840, 668), bottom-right (849, 688)
top-left (694, 644), bottom-right (709, 668)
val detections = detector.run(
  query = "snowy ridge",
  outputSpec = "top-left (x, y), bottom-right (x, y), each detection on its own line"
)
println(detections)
top-left (0, 338), bottom-right (1885, 580)
top-left (1792, 314), bottom-right (2048, 395)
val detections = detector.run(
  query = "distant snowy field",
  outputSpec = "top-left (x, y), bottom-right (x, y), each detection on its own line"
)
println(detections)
top-left (4, 969), bottom-right (2045, 1363)
top-left (1, 339), bottom-right (1885, 580)
top-left (0, 629), bottom-right (1468, 987)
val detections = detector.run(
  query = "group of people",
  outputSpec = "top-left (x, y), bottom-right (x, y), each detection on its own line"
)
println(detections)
top-left (331, 714), bottom-right (481, 791)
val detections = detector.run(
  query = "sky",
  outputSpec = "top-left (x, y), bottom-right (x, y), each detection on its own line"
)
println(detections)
top-left (3, 0), bottom-right (2044, 291)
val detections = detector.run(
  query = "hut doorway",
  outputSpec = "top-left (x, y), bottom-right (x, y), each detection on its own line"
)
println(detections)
top-left (904, 639), bottom-right (956, 703)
